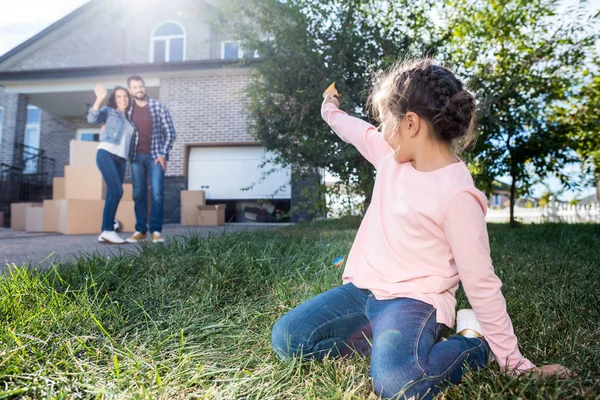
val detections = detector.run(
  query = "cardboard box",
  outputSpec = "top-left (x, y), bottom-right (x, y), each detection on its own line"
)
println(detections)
top-left (58, 200), bottom-right (105, 235)
top-left (116, 200), bottom-right (136, 233)
top-left (65, 165), bottom-right (106, 200)
top-left (122, 183), bottom-right (133, 201)
top-left (181, 190), bottom-right (206, 225)
top-left (70, 140), bottom-right (98, 167)
top-left (197, 204), bottom-right (226, 226)
top-left (25, 206), bottom-right (45, 232)
top-left (53, 177), bottom-right (65, 200)
top-left (10, 202), bottom-right (43, 231)
top-left (43, 200), bottom-right (62, 232)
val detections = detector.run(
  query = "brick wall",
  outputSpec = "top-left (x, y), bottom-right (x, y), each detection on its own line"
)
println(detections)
top-left (39, 114), bottom-right (90, 177)
top-left (7, 7), bottom-right (127, 71)
top-left (0, 88), bottom-right (28, 168)
top-left (3, 0), bottom-right (220, 72)
top-left (158, 72), bottom-right (255, 177)
top-left (124, 0), bottom-right (216, 64)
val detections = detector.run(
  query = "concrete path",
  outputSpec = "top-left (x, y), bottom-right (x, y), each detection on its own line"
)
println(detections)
top-left (0, 223), bottom-right (292, 270)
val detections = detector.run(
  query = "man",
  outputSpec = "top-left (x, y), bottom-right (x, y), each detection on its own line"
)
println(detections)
top-left (125, 75), bottom-right (176, 243)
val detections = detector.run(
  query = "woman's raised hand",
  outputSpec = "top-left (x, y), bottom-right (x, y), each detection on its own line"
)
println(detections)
top-left (94, 84), bottom-right (108, 100)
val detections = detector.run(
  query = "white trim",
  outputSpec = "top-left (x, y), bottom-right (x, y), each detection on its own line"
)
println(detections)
top-left (0, 68), bottom-right (251, 94)
top-left (149, 21), bottom-right (186, 63)
top-left (221, 41), bottom-right (259, 60)
top-left (2, 77), bottom-right (162, 94)
top-left (76, 128), bottom-right (102, 142)
top-left (221, 41), bottom-right (239, 59)
top-left (24, 105), bottom-right (42, 174)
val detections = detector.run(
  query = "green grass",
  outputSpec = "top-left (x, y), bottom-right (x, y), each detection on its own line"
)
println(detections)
top-left (1, 220), bottom-right (599, 399)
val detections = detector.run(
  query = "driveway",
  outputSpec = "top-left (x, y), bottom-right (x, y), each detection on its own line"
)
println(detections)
top-left (1, 223), bottom-right (292, 271)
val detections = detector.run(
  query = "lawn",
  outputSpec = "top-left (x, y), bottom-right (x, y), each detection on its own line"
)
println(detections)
top-left (1, 220), bottom-right (599, 399)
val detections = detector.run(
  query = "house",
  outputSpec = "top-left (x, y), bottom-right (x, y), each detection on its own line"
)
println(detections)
top-left (0, 0), bottom-right (296, 226)
top-left (487, 180), bottom-right (510, 209)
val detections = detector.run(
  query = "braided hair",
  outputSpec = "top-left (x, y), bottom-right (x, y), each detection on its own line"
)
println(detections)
top-left (369, 59), bottom-right (476, 149)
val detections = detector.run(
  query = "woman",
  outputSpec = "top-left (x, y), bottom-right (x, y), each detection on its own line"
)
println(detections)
top-left (87, 84), bottom-right (135, 244)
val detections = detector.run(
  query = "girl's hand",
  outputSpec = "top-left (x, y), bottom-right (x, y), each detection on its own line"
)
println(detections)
top-left (94, 84), bottom-right (108, 100)
top-left (323, 94), bottom-right (339, 108)
top-left (526, 364), bottom-right (575, 380)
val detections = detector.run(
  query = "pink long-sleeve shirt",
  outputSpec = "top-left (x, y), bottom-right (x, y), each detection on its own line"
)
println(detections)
top-left (322, 102), bottom-right (535, 374)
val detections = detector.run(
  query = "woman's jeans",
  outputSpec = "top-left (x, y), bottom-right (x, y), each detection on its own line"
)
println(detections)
top-left (96, 149), bottom-right (126, 232)
top-left (271, 283), bottom-right (490, 399)
top-left (130, 153), bottom-right (165, 234)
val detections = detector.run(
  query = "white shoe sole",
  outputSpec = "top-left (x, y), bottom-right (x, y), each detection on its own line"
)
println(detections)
top-left (99, 238), bottom-right (126, 245)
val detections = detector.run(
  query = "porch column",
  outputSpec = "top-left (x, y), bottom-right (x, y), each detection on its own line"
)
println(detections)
top-left (0, 92), bottom-right (28, 170)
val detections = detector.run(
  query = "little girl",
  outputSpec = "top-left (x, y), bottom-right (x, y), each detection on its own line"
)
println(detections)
top-left (271, 59), bottom-right (570, 399)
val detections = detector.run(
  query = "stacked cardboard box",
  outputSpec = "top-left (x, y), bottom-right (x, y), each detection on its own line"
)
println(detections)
top-left (11, 141), bottom-right (136, 234)
top-left (10, 202), bottom-right (43, 231)
top-left (181, 190), bottom-right (206, 225)
top-left (38, 140), bottom-right (134, 234)
top-left (197, 204), bottom-right (227, 226)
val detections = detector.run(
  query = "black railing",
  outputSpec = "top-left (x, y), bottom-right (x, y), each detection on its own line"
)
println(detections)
top-left (0, 143), bottom-right (55, 227)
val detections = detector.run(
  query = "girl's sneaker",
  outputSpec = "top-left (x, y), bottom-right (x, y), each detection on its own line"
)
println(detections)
top-left (456, 309), bottom-right (495, 364)
top-left (98, 230), bottom-right (126, 244)
top-left (456, 309), bottom-right (483, 338)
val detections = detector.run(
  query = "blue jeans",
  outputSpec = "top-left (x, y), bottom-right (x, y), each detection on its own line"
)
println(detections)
top-left (271, 283), bottom-right (490, 399)
top-left (96, 149), bottom-right (126, 232)
top-left (131, 153), bottom-right (165, 234)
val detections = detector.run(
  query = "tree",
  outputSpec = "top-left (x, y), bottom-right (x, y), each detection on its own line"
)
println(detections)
top-left (221, 0), bottom-right (439, 213)
top-left (554, 66), bottom-right (600, 202)
top-left (440, 0), bottom-right (599, 226)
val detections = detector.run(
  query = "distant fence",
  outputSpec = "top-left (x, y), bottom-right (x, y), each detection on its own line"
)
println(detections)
top-left (486, 203), bottom-right (600, 224)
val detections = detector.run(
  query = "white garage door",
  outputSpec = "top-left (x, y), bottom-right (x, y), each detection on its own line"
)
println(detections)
top-left (188, 146), bottom-right (291, 200)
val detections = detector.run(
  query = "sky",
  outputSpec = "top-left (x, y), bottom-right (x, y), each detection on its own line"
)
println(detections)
top-left (0, 0), bottom-right (598, 200)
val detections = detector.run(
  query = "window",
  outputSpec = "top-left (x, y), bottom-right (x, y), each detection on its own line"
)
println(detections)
top-left (221, 41), bottom-right (260, 60)
top-left (0, 107), bottom-right (4, 150)
top-left (76, 128), bottom-right (101, 142)
top-left (492, 194), bottom-right (500, 207)
top-left (23, 105), bottom-right (42, 174)
top-left (151, 21), bottom-right (185, 63)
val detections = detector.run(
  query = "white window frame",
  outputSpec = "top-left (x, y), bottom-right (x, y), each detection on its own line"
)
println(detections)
top-left (76, 128), bottom-right (102, 142)
top-left (493, 194), bottom-right (500, 207)
top-left (23, 105), bottom-right (42, 174)
top-left (150, 21), bottom-right (186, 63)
top-left (221, 41), bottom-right (259, 59)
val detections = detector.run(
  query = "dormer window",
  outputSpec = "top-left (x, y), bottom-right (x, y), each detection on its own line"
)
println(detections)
top-left (151, 22), bottom-right (185, 63)
top-left (221, 41), bottom-right (260, 60)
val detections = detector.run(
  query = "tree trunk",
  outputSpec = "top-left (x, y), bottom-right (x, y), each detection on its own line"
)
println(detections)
top-left (509, 168), bottom-right (517, 228)
top-left (596, 173), bottom-right (600, 203)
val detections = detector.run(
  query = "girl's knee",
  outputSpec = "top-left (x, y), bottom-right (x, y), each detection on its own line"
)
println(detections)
top-left (271, 316), bottom-right (314, 361)
top-left (372, 362), bottom-right (425, 399)
top-left (271, 317), bottom-right (297, 360)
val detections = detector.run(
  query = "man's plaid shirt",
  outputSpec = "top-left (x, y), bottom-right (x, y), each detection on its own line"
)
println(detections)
top-left (127, 97), bottom-right (176, 160)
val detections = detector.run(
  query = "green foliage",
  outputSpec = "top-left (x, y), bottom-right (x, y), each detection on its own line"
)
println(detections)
top-left (220, 0), bottom-right (598, 220)
top-left (0, 223), bottom-right (599, 398)
top-left (439, 0), bottom-right (598, 225)
top-left (222, 0), bottom-right (440, 207)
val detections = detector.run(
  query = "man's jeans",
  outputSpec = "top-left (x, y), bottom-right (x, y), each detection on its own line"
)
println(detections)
top-left (271, 283), bottom-right (490, 399)
top-left (96, 149), bottom-right (126, 232)
top-left (131, 153), bottom-right (165, 234)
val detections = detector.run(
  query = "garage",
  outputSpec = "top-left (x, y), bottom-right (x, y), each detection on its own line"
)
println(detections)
top-left (187, 146), bottom-right (292, 222)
